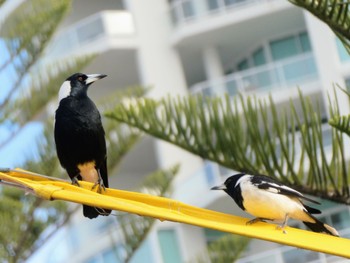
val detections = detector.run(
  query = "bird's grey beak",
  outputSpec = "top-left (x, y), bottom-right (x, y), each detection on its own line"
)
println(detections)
top-left (211, 184), bottom-right (226, 190)
top-left (85, 74), bottom-right (107, 85)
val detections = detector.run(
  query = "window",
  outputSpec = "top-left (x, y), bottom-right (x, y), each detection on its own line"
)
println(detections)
top-left (237, 59), bottom-right (249, 71)
top-left (270, 36), bottom-right (299, 61)
top-left (252, 48), bottom-right (266, 66)
top-left (346, 78), bottom-right (350, 93)
top-left (270, 32), bottom-right (312, 61)
top-left (330, 210), bottom-right (350, 230)
top-left (102, 249), bottom-right (120, 263)
top-left (299, 32), bottom-right (311, 52)
top-left (336, 38), bottom-right (350, 62)
top-left (207, 0), bottom-right (219, 10)
top-left (84, 247), bottom-right (122, 263)
top-left (131, 239), bottom-right (155, 263)
top-left (204, 229), bottom-right (225, 244)
top-left (158, 229), bottom-right (182, 263)
top-left (182, 0), bottom-right (195, 18)
top-left (283, 248), bottom-right (319, 263)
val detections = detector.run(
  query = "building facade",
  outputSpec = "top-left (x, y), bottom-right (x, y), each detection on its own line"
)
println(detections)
top-left (27, 0), bottom-right (350, 262)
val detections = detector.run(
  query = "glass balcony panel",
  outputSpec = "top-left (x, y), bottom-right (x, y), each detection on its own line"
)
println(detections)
top-left (182, 0), bottom-right (195, 18)
top-left (241, 255), bottom-right (278, 263)
top-left (283, 249), bottom-right (319, 263)
top-left (76, 17), bottom-right (104, 44)
top-left (282, 56), bottom-right (317, 85)
top-left (299, 32), bottom-right (312, 52)
top-left (226, 78), bottom-right (239, 95)
top-left (46, 11), bottom-right (134, 59)
top-left (336, 37), bottom-right (350, 63)
top-left (190, 54), bottom-right (318, 97)
top-left (158, 230), bottom-right (183, 263)
top-left (331, 210), bottom-right (350, 230)
top-left (225, 0), bottom-right (247, 7)
top-left (202, 85), bottom-right (213, 97)
top-left (207, 0), bottom-right (220, 11)
top-left (255, 70), bottom-right (274, 90)
top-left (170, 6), bottom-right (179, 25)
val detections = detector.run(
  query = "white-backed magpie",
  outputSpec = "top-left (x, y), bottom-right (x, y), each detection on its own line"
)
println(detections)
top-left (211, 173), bottom-right (339, 236)
top-left (54, 73), bottom-right (111, 219)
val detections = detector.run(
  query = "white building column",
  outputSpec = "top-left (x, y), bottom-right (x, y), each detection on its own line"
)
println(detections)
top-left (304, 11), bottom-right (350, 116)
top-left (127, 0), bottom-right (203, 180)
top-left (202, 46), bottom-right (226, 96)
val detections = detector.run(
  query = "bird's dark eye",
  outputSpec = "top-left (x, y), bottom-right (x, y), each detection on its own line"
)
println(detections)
top-left (78, 76), bottom-right (83, 82)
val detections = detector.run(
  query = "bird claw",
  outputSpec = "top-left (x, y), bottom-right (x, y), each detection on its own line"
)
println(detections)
top-left (276, 214), bottom-right (289, 234)
top-left (246, 218), bottom-right (266, 225)
top-left (276, 225), bottom-right (288, 234)
top-left (92, 181), bottom-right (105, 193)
top-left (91, 173), bottom-right (106, 193)
top-left (71, 175), bottom-right (81, 187)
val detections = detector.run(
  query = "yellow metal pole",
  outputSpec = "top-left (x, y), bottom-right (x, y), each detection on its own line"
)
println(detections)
top-left (0, 168), bottom-right (349, 258)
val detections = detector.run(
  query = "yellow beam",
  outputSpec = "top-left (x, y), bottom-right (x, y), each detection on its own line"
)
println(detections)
top-left (0, 168), bottom-right (349, 258)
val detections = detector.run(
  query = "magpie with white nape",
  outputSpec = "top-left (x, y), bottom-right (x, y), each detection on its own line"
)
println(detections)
top-left (54, 73), bottom-right (111, 219)
top-left (211, 173), bottom-right (339, 236)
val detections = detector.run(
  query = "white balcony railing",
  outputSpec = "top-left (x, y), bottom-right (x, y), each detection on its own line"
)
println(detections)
top-left (46, 10), bottom-right (135, 59)
top-left (190, 53), bottom-right (319, 97)
top-left (170, 0), bottom-right (274, 27)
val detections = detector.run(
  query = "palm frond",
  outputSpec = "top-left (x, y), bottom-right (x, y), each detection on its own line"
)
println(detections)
top-left (288, 0), bottom-right (350, 51)
top-left (329, 114), bottom-right (350, 135)
top-left (106, 92), bottom-right (350, 204)
top-left (0, 0), bottom-right (71, 111)
top-left (1, 56), bottom-right (94, 126)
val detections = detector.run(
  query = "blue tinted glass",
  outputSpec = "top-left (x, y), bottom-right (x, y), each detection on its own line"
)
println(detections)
top-left (252, 48), bottom-right (266, 66)
top-left (207, 0), bottom-right (219, 10)
top-left (130, 239), bottom-right (155, 263)
top-left (336, 38), bottom-right (350, 62)
top-left (299, 32), bottom-right (311, 52)
top-left (102, 248), bottom-right (120, 263)
top-left (158, 229), bottom-right (182, 263)
top-left (237, 59), bottom-right (249, 71)
top-left (270, 36), bottom-right (298, 61)
top-left (183, 1), bottom-right (195, 18)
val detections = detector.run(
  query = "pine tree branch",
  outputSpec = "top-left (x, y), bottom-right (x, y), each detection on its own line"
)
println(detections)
top-left (288, 0), bottom-right (350, 52)
top-left (106, 92), bottom-right (350, 204)
top-left (0, 0), bottom-right (71, 111)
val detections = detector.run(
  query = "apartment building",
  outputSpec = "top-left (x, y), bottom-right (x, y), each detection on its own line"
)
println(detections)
top-left (27, 0), bottom-right (350, 262)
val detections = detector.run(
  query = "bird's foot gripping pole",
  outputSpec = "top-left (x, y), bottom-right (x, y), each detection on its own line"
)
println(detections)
top-left (91, 169), bottom-right (106, 193)
top-left (276, 214), bottom-right (289, 234)
top-left (246, 217), bottom-right (268, 225)
top-left (71, 175), bottom-right (81, 187)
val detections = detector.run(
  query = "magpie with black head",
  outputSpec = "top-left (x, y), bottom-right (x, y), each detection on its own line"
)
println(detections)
top-left (211, 173), bottom-right (339, 236)
top-left (54, 73), bottom-right (111, 219)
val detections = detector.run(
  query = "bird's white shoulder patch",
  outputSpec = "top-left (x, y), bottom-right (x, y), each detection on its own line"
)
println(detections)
top-left (235, 174), bottom-right (251, 187)
top-left (279, 184), bottom-right (301, 194)
top-left (58, 80), bottom-right (71, 102)
top-left (266, 187), bottom-right (279, 193)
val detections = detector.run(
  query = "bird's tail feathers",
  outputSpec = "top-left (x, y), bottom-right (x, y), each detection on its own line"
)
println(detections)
top-left (83, 205), bottom-right (111, 219)
top-left (303, 213), bottom-right (339, 237)
top-left (304, 204), bottom-right (321, 214)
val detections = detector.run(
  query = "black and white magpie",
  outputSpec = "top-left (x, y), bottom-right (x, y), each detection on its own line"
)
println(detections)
top-left (211, 173), bottom-right (339, 236)
top-left (54, 73), bottom-right (111, 219)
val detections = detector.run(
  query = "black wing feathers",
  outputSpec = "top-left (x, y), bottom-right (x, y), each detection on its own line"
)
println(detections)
top-left (251, 175), bottom-right (320, 205)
